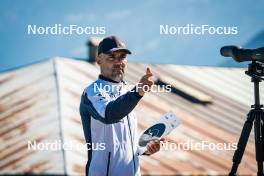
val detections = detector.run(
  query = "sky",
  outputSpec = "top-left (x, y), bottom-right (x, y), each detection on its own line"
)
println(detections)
top-left (1, 0), bottom-right (264, 72)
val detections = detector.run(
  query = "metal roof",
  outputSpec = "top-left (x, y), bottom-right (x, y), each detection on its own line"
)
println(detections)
top-left (0, 57), bottom-right (262, 175)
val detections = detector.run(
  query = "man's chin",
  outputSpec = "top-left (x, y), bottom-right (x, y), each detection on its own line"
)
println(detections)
top-left (112, 73), bottom-right (124, 82)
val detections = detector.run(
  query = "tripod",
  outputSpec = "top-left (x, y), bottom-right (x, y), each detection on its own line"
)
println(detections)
top-left (229, 61), bottom-right (264, 176)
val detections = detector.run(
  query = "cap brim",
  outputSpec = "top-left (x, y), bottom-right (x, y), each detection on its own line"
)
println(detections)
top-left (107, 48), bottom-right (132, 54)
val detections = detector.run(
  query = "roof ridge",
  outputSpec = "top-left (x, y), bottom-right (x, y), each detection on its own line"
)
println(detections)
top-left (52, 59), bottom-right (68, 175)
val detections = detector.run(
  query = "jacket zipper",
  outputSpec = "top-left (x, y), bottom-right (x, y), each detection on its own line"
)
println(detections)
top-left (127, 116), bottom-right (136, 174)
top-left (106, 152), bottom-right (111, 176)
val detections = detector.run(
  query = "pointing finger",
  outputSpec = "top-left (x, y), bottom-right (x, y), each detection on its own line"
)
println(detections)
top-left (144, 67), bottom-right (153, 78)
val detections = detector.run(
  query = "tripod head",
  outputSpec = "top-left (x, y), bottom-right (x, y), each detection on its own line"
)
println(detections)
top-left (246, 61), bottom-right (264, 81)
top-left (246, 61), bottom-right (264, 109)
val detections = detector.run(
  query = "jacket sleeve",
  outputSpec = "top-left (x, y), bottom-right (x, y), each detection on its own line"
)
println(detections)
top-left (86, 86), bottom-right (142, 124)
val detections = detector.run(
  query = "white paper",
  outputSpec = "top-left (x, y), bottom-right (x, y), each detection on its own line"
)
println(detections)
top-left (138, 112), bottom-right (181, 155)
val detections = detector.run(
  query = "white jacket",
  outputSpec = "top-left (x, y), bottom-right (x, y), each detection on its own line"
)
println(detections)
top-left (80, 75), bottom-right (144, 176)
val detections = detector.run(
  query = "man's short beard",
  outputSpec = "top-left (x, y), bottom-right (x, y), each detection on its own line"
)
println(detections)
top-left (111, 72), bottom-right (124, 82)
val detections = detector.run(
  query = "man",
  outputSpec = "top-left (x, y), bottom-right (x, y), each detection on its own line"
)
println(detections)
top-left (79, 36), bottom-right (163, 176)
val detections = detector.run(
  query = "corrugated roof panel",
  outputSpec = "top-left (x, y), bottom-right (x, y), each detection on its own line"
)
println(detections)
top-left (0, 59), bottom-right (65, 175)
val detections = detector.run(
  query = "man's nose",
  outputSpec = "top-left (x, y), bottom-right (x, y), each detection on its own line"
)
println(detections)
top-left (114, 61), bottom-right (125, 67)
top-left (114, 63), bottom-right (123, 67)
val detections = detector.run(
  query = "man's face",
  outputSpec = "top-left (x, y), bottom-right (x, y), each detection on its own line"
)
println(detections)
top-left (96, 51), bottom-right (128, 82)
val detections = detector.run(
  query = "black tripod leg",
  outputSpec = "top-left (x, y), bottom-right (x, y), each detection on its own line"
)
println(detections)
top-left (262, 111), bottom-right (264, 176)
top-left (254, 110), bottom-right (264, 176)
top-left (229, 110), bottom-right (255, 176)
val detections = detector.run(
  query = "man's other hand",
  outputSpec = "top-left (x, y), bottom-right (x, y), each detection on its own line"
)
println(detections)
top-left (145, 138), bottom-right (165, 155)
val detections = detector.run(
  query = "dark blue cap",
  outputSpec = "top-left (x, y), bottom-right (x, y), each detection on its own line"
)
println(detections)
top-left (98, 36), bottom-right (132, 55)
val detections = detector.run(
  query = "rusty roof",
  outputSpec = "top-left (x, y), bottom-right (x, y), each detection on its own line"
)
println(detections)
top-left (0, 57), bottom-right (262, 175)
